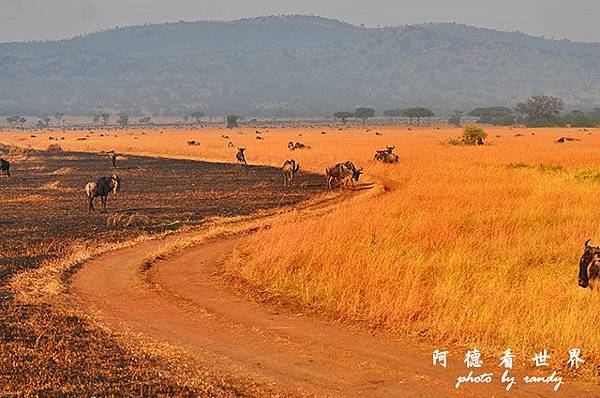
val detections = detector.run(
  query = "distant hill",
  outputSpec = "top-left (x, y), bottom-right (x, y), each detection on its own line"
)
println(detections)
top-left (1, 15), bottom-right (599, 116)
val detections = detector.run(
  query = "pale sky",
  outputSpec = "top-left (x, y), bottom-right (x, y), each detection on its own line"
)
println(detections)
top-left (0, 0), bottom-right (599, 43)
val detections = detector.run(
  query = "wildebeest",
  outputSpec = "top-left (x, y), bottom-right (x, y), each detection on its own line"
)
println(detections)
top-left (374, 146), bottom-right (399, 163)
top-left (227, 141), bottom-right (234, 148)
top-left (0, 158), bottom-right (10, 177)
top-left (288, 141), bottom-right (311, 151)
top-left (85, 175), bottom-right (121, 212)
top-left (281, 160), bottom-right (300, 187)
top-left (556, 137), bottom-right (579, 143)
top-left (236, 148), bottom-right (247, 168)
top-left (109, 152), bottom-right (118, 168)
top-left (578, 239), bottom-right (600, 288)
top-left (326, 161), bottom-right (363, 189)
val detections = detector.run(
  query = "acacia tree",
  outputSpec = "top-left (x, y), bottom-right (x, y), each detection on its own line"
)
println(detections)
top-left (101, 113), bottom-right (110, 125)
top-left (226, 114), bottom-right (239, 129)
top-left (515, 96), bottom-right (563, 119)
top-left (468, 107), bottom-right (514, 125)
top-left (354, 107), bottom-right (375, 124)
top-left (334, 111), bottom-right (355, 124)
top-left (402, 107), bottom-right (434, 126)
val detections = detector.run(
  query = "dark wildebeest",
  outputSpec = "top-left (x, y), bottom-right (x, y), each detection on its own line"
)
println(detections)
top-left (109, 152), bottom-right (117, 168)
top-left (236, 148), bottom-right (247, 170)
top-left (325, 162), bottom-right (363, 189)
top-left (578, 239), bottom-right (600, 288)
top-left (85, 175), bottom-right (121, 212)
top-left (0, 158), bottom-right (10, 177)
top-left (375, 146), bottom-right (399, 163)
top-left (281, 160), bottom-right (300, 187)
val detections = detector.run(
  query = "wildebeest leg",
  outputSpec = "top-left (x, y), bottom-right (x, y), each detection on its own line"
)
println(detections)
top-left (102, 195), bottom-right (107, 212)
top-left (88, 197), bottom-right (94, 212)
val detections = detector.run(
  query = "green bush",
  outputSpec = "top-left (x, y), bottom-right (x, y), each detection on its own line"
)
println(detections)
top-left (461, 124), bottom-right (487, 145)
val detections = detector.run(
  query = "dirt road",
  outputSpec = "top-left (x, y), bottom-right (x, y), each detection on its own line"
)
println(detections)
top-left (70, 233), bottom-right (598, 397)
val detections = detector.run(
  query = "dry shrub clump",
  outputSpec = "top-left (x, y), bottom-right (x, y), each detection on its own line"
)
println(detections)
top-left (46, 144), bottom-right (63, 152)
top-left (107, 212), bottom-right (152, 229)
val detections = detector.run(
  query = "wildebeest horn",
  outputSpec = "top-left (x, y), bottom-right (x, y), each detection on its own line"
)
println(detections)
top-left (585, 239), bottom-right (592, 247)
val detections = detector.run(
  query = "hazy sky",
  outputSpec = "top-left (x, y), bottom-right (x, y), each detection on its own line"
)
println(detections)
top-left (1, 0), bottom-right (599, 43)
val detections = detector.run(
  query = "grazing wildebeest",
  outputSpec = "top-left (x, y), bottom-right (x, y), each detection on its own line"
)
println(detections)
top-left (288, 141), bottom-right (311, 151)
top-left (326, 162), bottom-right (363, 189)
top-left (0, 158), bottom-right (10, 177)
top-left (85, 175), bottom-right (121, 212)
top-left (281, 160), bottom-right (300, 187)
top-left (109, 152), bottom-right (117, 168)
top-left (227, 141), bottom-right (234, 148)
top-left (375, 146), bottom-right (400, 163)
top-left (579, 239), bottom-right (600, 288)
top-left (236, 148), bottom-right (247, 169)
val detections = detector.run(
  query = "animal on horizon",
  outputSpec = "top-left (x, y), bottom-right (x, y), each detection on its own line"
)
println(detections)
top-left (281, 160), bottom-right (300, 187)
top-left (85, 175), bottom-right (121, 212)
top-left (579, 239), bottom-right (600, 289)
top-left (0, 158), bottom-right (10, 177)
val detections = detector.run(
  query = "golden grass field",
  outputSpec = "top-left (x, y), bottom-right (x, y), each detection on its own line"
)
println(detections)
top-left (3, 124), bottom-right (600, 374)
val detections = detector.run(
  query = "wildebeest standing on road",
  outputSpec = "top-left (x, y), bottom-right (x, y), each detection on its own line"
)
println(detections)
top-left (109, 152), bottom-right (118, 168)
top-left (579, 239), bottom-right (600, 288)
top-left (325, 162), bottom-right (363, 190)
top-left (281, 160), bottom-right (300, 187)
top-left (0, 158), bottom-right (9, 177)
top-left (85, 175), bottom-right (121, 212)
top-left (236, 148), bottom-right (247, 170)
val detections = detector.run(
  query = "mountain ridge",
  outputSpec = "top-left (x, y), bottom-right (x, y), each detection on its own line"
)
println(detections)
top-left (1, 15), bottom-right (599, 116)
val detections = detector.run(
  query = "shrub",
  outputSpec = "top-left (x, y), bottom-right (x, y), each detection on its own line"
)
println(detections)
top-left (461, 125), bottom-right (487, 145)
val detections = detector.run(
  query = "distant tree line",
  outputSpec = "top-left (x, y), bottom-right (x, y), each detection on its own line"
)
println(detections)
top-left (335, 107), bottom-right (435, 125)
top-left (464, 96), bottom-right (600, 128)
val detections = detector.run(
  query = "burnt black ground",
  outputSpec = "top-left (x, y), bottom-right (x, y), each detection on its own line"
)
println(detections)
top-left (0, 145), bottom-right (323, 396)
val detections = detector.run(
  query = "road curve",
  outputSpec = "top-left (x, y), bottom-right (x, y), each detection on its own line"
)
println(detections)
top-left (70, 231), bottom-right (598, 397)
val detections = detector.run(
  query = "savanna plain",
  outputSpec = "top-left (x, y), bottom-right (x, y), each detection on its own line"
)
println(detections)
top-left (1, 124), bottom-right (600, 395)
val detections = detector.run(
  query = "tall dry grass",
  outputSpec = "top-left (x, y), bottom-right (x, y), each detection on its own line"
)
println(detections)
top-left (4, 125), bottom-right (600, 368)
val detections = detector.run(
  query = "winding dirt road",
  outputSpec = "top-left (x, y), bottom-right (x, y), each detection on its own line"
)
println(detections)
top-left (70, 230), bottom-right (598, 397)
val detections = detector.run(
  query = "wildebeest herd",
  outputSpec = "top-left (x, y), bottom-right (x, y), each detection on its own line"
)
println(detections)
top-left (2, 138), bottom-right (597, 289)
